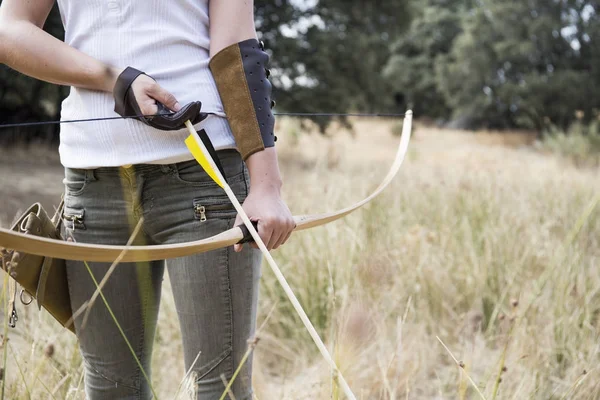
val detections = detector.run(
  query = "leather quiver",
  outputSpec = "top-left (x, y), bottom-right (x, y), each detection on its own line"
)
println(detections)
top-left (1, 202), bottom-right (74, 333)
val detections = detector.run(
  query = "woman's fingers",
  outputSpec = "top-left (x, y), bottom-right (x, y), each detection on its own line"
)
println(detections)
top-left (262, 215), bottom-right (293, 250)
top-left (233, 215), bottom-right (294, 252)
top-left (147, 83), bottom-right (181, 112)
top-left (131, 75), bottom-right (181, 116)
top-left (257, 219), bottom-right (275, 250)
top-left (260, 215), bottom-right (295, 250)
top-left (273, 218), bottom-right (295, 250)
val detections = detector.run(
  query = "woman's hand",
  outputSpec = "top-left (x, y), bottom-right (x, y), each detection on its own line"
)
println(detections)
top-left (113, 68), bottom-right (205, 130)
top-left (129, 73), bottom-right (182, 114)
top-left (233, 184), bottom-right (295, 252)
top-left (234, 147), bottom-right (295, 252)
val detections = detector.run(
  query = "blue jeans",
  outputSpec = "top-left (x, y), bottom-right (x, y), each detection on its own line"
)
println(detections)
top-left (62, 150), bottom-right (262, 400)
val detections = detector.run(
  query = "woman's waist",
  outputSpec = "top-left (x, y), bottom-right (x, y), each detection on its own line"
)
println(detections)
top-left (58, 114), bottom-right (236, 168)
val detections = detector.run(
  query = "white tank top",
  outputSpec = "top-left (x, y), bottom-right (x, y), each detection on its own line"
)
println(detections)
top-left (56, 0), bottom-right (236, 168)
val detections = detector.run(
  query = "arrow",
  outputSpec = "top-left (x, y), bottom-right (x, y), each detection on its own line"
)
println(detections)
top-left (179, 112), bottom-right (412, 400)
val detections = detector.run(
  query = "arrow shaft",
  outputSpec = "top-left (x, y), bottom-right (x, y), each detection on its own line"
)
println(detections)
top-left (184, 121), bottom-right (358, 400)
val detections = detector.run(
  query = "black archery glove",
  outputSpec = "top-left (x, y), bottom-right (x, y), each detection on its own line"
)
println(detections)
top-left (113, 67), bottom-right (207, 131)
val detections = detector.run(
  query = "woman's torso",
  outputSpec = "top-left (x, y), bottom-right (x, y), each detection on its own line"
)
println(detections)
top-left (56, 0), bottom-right (235, 168)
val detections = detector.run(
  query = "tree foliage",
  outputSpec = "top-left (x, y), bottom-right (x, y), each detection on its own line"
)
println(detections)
top-left (386, 0), bottom-right (600, 131)
top-left (384, 0), bottom-right (470, 120)
top-left (258, 0), bottom-right (412, 129)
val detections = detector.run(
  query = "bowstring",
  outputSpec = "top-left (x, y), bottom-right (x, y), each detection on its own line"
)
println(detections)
top-left (0, 111), bottom-right (408, 130)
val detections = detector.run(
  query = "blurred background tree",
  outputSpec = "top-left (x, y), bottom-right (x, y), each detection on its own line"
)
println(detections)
top-left (434, 0), bottom-right (599, 131)
top-left (0, 0), bottom-right (598, 142)
top-left (257, 0), bottom-right (412, 130)
top-left (383, 0), bottom-right (471, 122)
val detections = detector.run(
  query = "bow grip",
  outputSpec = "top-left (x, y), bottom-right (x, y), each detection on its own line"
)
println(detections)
top-left (236, 221), bottom-right (260, 244)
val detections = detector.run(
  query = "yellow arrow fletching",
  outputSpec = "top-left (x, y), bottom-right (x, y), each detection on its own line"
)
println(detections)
top-left (184, 133), bottom-right (224, 188)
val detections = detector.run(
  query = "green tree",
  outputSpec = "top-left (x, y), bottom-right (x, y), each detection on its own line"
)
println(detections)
top-left (436, 0), bottom-right (599, 131)
top-left (258, 0), bottom-right (412, 130)
top-left (384, 0), bottom-right (470, 120)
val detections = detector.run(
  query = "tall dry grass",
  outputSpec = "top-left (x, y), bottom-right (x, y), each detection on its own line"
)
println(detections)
top-left (1, 119), bottom-right (599, 399)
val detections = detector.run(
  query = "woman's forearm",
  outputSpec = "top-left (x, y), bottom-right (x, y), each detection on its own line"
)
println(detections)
top-left (244, 147), bottom-right (283, 192)
top-left (208, 0), bottom-right (257, 57)
top-left (208, 0), bottom-right (283, 187)
top-left (0, 20), bottom-right (120, 92)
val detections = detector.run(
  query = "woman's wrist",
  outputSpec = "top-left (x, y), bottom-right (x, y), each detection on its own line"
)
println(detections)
top-left (97, 66), bottom-right (123, 93)
top-left (251, 178), bottom-right (283, 194)
top-left (245, 147), bottom-right (283, 193)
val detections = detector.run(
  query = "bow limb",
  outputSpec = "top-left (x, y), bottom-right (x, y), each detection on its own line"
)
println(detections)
top-left (0, 111), bottom-right (412, 263)
top-left (0, 224), bottom-right (244, 263)
top-left (294, 110), bottom-right (412, 231)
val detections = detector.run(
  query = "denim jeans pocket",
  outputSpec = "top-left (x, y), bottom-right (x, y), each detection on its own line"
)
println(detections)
top-left (174, 162), bottom-right (247, 187)
top-left (172, 149), bottom-right (247, 186)
top-left (62, 206), bottom-right (86, 231)
top-left (192, 197), bottom-right (238, 222)
top-left (63, 168), bottom-right (95, 196)
top-left (173, 160), bottom-right (221, 187)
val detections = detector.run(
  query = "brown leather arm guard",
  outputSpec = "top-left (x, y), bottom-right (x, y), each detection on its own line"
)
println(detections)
top-left (209, 39), bottom-right (276, 160)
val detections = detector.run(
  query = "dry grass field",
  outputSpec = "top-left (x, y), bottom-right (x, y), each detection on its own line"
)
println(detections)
top-left (0, 118), bottom-right (599, 399)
